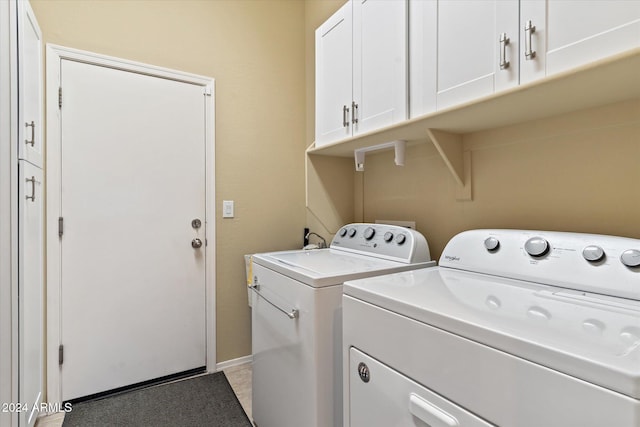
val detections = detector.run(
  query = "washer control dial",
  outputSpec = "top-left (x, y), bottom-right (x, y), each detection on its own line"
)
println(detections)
top-left (348, 228), bottom-right (357, 238)
top-left (364, 227), bottom-right (376, 240)
top-left (582, 245), bottom-right (605, 262)
top-left (620, 249), bottom-right (640, 268)
top-left (383, 232), bottom-right (394, 242)
top-left (395, 233), bottom-right (407, 245)
top-left (339, 228), bottom-right (347, 237)
top-left (484, 237), bottom-right (500, 252)
top-left (524, 237), bottom-right (549, 257)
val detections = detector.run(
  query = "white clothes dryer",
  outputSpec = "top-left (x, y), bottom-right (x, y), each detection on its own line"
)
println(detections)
top-left (343, 229), bottom-right (640, 427)
top-left (251, 223), bottom-right (435, 427)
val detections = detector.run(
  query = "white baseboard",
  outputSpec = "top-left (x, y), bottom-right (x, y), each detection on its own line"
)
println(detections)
top-left (215, 354), bottom-right (252, 371)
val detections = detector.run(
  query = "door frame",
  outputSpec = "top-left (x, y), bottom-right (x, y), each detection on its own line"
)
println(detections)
top-left (45, 44), bottom-right (216, 404)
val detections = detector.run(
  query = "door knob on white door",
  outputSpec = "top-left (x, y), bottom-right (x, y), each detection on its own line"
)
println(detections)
top-left (191, 238), bottom-right (203, 249)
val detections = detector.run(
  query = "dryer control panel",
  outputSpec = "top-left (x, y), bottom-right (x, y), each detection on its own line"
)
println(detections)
top-left (440, 229), bottom-right (640, 300)
top-left (331, 223), bottom-right (431, 264)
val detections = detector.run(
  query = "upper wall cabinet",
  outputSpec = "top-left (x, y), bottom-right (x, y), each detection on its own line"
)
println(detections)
top-left (315, 0), bottom-right (408, 147)
top-left (436, 0), bottom-right (520, 111)
top-left (17, 0), bottom-right (43, 167)
top-left (411, 0), bottom-right (640, 115)
top-left (520, 0), bottom-right (640, 83)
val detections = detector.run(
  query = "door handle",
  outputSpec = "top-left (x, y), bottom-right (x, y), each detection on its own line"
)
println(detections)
top-left (524, 20), bottom-right (536, 60)
top-left (25, 121), bottom-right (35, 146)
top-left (191, 238), bottom-right (203, 249)
top-left (342, 105), bottom-right (350, 128)
top-left (409, 393), bottom-right (459, 427)
top-left (499, 33), bottom-right (510, 69)
top-left (25, 176), bottom-right (36, 202)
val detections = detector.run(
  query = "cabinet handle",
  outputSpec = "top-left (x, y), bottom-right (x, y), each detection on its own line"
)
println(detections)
top-left (352, 101), bottom-right (359, 124)
top-left (499, 33), bottom-right (510, 69)
top-left (25, 121), bottom-right (35, 146)
top-left (524, 20), bottom-right (536, 60)
top-left (25, 176), bottom-right (36, 202)
top-left (342, 105), bottom-right (350, 128)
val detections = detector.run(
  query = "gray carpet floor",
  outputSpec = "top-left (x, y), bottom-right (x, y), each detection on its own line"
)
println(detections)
top-left (62, 372), bottom-right (252, 427)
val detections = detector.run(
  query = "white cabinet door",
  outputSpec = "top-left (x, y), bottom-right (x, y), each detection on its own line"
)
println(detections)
top-left (18, 160), bottom-right (43, 427)
top-left (436, 0), bottom-right (519, 110)
top-left (17, 0), bottom-right (42, 167)
top-left (409, 0), bottom-right (437, 118)
top-left (315, 0), bottom-right (408, 147)
top-left (353, 0), bottom-right (408, 134)
top-left (315, 1), bottom-right (353, 147)
top-left (521, 0), bottom-right (640, 82)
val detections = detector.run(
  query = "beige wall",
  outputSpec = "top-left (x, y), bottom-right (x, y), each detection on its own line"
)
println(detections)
top-left (362, 100), bottom-right (640, 259)
top-left (32, 0), bottom-right (307, 363)
top-left (304, 2), bottom-right (640, 257)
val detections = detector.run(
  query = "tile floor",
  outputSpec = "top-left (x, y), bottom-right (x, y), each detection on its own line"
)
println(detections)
top-left (34, 363), bottom-right (253, 427)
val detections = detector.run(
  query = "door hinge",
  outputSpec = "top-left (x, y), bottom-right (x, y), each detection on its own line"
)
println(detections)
top-left (58, 87), bottom-right (62, 108)
top-left (203, 86), bottom-right (212, 97)
top-left (58, 217), bottom-right (64, 237)
top-left (58, 344), bottom-right (64, 366)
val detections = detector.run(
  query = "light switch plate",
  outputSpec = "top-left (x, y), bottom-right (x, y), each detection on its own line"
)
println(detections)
top-left (223, 200), bottom-right (234, 218)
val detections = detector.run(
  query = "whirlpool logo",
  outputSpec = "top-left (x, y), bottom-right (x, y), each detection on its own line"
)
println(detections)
top-left (443, 255), bottom-right (460, 262)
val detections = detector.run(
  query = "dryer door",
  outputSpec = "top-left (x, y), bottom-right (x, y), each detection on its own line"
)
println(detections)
top-left (348, 347), bottom-right (492, 427)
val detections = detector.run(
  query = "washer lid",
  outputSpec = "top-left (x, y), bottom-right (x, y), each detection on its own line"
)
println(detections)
top-left (252, 249), bottom-right (435, 288)
top-left (344, 267), bottom-right (640, 399)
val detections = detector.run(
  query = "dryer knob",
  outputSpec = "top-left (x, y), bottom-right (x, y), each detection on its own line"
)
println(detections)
top-left (395, 234), bottom-right (407, 245)
top-left (524, 237), bottom-right (549, 257)
top-left (582, 245), bottom-right (605, 262)
top-left (364, 227), bottom-right (375, 240)
top-left (339, 228), bottom-right (348, 237)
top-left (384, 232), bottom-right (394, 242)
top-left (484, 237), bottom-right (500, 252)
top-left (620, 249), bottom-right (640, 268)
top-left (348, 228), bottom-right (357, 238)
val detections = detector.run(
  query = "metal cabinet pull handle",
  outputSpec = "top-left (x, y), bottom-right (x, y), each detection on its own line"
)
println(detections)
top-left (352, 101), bottom-right (359, 124)
top-left (250, 284), bottom-right (299, 319)
top-left (25, 176), bottom-right (36, 202)
top-left (499, 33), bottom-right (510, 69)
top-left (524, 20), bottom-right (536, 60)
top-left (342, 105), bottom-right (350, 128)
top-left (25, 121), bottom-right (35, 146)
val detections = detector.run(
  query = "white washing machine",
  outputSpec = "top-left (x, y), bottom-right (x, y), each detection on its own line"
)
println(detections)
top-left (343, 229), bottom-right (640, 427)
top-left (250, 223), bottom-right (436, 427)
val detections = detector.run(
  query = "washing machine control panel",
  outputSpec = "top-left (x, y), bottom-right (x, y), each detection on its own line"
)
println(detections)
top-left (440, 229), bottom-right (640, 300)
top-left (331, 223), bottom-right (431, 263)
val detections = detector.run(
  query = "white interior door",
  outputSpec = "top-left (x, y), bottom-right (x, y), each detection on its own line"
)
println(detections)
top-left (59, 59), bottom-right (207, 401)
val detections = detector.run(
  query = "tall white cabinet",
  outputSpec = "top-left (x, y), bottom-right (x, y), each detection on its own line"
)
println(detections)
top-left (1, 1), bottom-right (44, 426)
top-left (315, 0), bottom-right (408, 147)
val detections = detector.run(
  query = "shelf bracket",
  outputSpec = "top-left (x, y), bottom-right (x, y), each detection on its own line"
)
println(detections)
top-left (354, 140), bottom-right (406, 172)
top-left (426, 129), bottom-right (472, 201)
